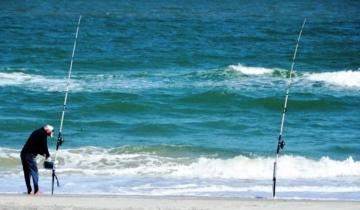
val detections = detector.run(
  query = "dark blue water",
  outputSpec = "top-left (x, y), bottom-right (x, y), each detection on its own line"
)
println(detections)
top-left (0, 0), bottom-right (359, 199)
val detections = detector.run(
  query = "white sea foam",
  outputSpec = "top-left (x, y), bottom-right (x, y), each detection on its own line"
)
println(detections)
top-left (0, 71), bottom-right (164, 92)
top-left (1, 173), bottom-right (359, 199)
top-left (1, 147), bottom-right (359, 180)
top-left (172, 155), bottom-right (360, 179)
top-left (0, 148), bottom-right (20, 158)
top-left (306, 70), bottom-right (360, 88)
top-left (227, 64), bottom-right (274, 75)
top-left (2, 67), bottom-right (360, 93)
top-left (0, 72), bottom-right (80, 91)
top-left (1, 147), bottom-right (359, 199)
top-left (227, 64), bottom-right (360, 89)
top-left (0, 72), bottom-right (34, 86)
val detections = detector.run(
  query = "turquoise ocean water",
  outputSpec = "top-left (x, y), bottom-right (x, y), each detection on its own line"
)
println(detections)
top-left (1, 1), bottom-right (359, 200)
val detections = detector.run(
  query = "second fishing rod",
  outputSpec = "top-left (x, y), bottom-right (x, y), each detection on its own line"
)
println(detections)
top-left (272, 18), bottom-right (307, 199)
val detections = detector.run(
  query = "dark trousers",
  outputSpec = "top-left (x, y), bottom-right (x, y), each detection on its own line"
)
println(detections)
top-left (20, 153), bottom-right (39, 194)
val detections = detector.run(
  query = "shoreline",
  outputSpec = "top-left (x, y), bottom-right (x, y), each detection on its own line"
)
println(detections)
top-left (0, 194), bottom-right (359, 210)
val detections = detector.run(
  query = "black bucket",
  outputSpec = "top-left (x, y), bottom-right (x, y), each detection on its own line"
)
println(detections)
top-left (44, 160), bottom-right (54, 169)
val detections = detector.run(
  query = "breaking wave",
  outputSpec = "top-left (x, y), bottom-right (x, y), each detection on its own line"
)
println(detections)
top-left (305, 70), bottom-right (360, 88)
top-left (0, 71), bottom-right (163, 92)
top-left (1, 146), bottom-right (359, 179)
top-left (1, 66), bottom-right (359, 93)
top-left (227, 64), bottom-right (275, 75)
top-left (0, 71), bottom-right (80, 92)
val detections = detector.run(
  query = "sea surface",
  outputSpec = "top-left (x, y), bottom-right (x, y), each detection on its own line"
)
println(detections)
top-left (0, 0), bottom-right (359, 200)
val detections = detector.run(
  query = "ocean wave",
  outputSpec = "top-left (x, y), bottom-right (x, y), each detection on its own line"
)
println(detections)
top-left (1, 146), bottom-right (359, 179)
top-left (1, 66), bottom-right (359, 93)
top-left (227, 64), bottom-right (275, 75)
top-left (0, 71), bottom-right (80, 92)
top-left (0, 71), bottom-right (164, 92)
top-left (225, 64), bottom-right (360, 90)
top-left (178, 90), bottom-right (239, 105)
top-left (305, 70), bottom-right (360, 88)
top-left (240, 96), bottom-right (346, 111)
top-left (176, 91), bottom-right (348, 111)
top-left (0, 72), bottom-right (34, 86)
top-left (1, 174), bottom-right (359, 198)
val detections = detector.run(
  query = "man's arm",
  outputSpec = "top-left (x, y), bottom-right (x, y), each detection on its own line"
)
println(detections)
top-left (42, 135), bottom-right (50, 159)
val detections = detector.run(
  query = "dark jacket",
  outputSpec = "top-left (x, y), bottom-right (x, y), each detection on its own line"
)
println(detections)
top-left (21, 127), bottom-right (50, 158)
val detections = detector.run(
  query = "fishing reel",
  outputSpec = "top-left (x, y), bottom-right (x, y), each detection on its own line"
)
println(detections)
top-left (276, 135), bottom-right (286, 153)
top-left (56, 133), bottom-right (64, 150)
top-left (279, 139), bottom-right (285, 150)
top-left (57, 136), bottom-right (64, 146)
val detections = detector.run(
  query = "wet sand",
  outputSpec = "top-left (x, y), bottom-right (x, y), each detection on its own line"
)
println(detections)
top-left (0, 194), bottom-right (359, 210)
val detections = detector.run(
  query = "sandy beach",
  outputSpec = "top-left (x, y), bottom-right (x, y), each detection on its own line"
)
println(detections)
top-left (0, 194), bottom-right (359, 210)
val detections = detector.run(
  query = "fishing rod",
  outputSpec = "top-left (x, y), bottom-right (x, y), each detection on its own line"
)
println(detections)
top-left (272, 18), bottom-right (306, 199)
top-left (50, 15), bottom-right (81, 195)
